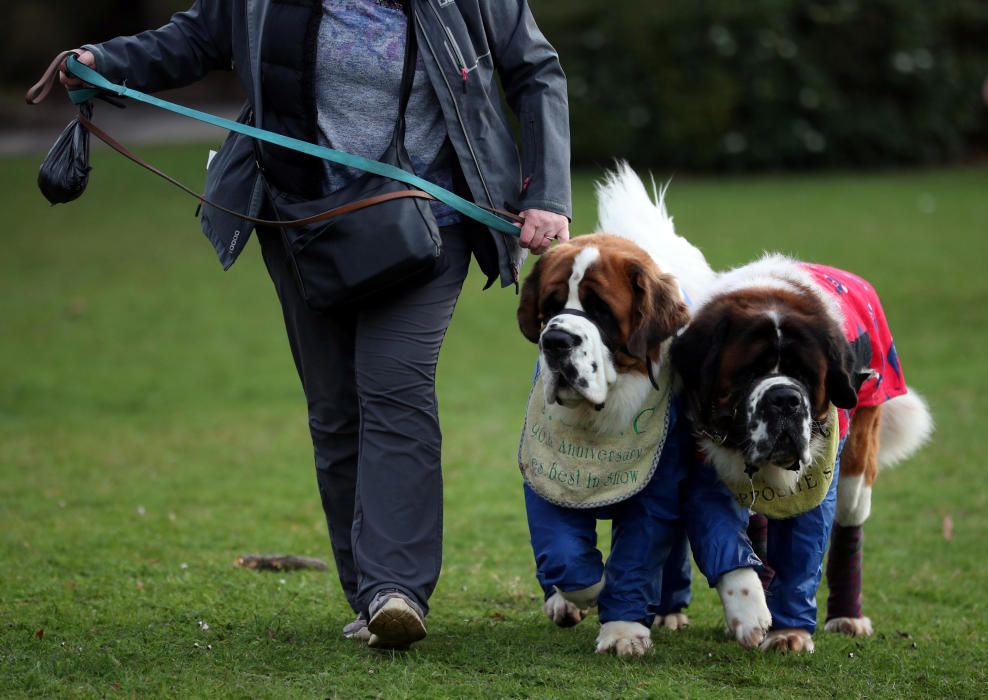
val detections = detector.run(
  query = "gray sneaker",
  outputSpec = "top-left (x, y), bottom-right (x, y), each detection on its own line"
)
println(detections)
top-left (342, 612), bottom-right (370, 641)
top-left (366, 590), bottom-right (427, 650)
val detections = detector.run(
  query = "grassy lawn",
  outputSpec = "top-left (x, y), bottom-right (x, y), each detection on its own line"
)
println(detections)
top-left (1, 143), bottom-right (986, 698)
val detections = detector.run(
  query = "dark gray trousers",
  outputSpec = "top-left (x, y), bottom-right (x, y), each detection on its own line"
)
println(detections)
top-left (257, 224), bottom-right (472, 616)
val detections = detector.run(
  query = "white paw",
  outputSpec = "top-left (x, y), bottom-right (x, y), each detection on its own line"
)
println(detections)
top-left (824, 616), bottom-right (873, 637)
top-left (595, 621), bottom-right (653, 657)
top-left (759, 628), bottom-right (815, 654)
top-left (543, 591), bottom-right (588, 628)
top-left (717, 568), bottom-right (772, 649)
top-left (653, 612), bottom-right (689, 631)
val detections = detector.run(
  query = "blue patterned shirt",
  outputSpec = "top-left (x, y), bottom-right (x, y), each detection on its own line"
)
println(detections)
top-left (315, 0), bottom-right (460, 226)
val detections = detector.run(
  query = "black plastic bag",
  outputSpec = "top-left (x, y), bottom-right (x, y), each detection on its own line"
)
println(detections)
top-left (38, 102), bottom-right (92, 205)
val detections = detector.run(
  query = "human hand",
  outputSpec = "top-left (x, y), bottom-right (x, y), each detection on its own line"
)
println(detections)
top-left (59, 50), bottom-right (95, 89)
top-left (518, 208), bottom-right (570, 255)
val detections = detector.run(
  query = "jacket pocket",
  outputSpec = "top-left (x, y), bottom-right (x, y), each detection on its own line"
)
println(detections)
top-left (200, 104), bottom-right (263, 268)
top-left (521, 110), bottom-right (542, 195)
top-left (428, 1), bottom-right (489, 91)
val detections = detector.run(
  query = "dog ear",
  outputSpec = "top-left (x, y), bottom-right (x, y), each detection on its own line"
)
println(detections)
top-left (825, 330), bottom-right (859, 410)
top-left (626, 266), bottom-right (690, 362)
top-left (670, 312), bottom-right (729, 419)
top-left (517, 256), bottom-right (545, 344)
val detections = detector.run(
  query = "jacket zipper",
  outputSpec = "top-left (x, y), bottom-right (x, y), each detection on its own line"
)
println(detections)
top-left (414, 6), bottom-right (495, 208)
top-left (443, 41), bottom-right (468, 93)
top-left (245, 1), bottom-right (257, 117)
top-left (427, 2), bottom-right (469, 94)
top-left (522, 113), bottom-right (538, 194)
top-left (448, 37), bottom-right (468, 93)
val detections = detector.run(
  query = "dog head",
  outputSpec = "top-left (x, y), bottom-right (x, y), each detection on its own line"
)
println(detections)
top-left (671, 286), bottom-right (859, 475)
top-left (518, 234), bottom-right (689, 410)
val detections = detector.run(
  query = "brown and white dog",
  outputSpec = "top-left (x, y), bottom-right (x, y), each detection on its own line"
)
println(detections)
top-left (516, 165), bottom-right (715, 655)
top-left (671, 254), bottom-right (933, 652)
top-left (518, 165), bottom-right (714, 435)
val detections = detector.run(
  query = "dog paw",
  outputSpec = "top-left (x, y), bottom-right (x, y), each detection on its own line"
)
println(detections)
top-left (653, 612), bottom-right (689, 631)
top-left (717, 568), bottom-right (772, 649)
top-left (824, 616), bottom-right (873, 637)
top-left (759, 628), bottom-right (815, 654)
top-left (595, 621), bottom-right (653, 657)
top-left (543, 591), bottom-right (588, 628)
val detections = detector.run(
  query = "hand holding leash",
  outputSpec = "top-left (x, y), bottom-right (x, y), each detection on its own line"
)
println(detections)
top-left (59, 50), bottom-right (96, 89)
top-left (519, 208), bottom-right (570, 255)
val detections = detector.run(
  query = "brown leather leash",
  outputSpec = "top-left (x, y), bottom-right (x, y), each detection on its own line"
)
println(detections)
top-left (80, 114), bottom-right (524, 229)
top-left (25, 50), bottom-right (81, 106)
top-left (26, 51), bottom-right (526, 230)
top-left (80, 113), bottom-right (444, 228)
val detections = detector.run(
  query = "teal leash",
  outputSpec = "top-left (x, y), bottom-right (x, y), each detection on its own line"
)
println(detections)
top-left (63, 55), bottom-right (520, 236)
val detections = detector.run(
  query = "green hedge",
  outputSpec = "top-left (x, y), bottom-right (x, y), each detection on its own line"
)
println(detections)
top-left (536, 0), bottom-right (988, 169)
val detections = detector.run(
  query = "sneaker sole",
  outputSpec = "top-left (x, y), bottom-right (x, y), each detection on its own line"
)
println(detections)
top-left (367, 598), bottom-right (427, 650)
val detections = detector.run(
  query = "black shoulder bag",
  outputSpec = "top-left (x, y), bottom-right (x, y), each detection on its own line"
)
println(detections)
top-left (262, 17), bottom-right (443, 311)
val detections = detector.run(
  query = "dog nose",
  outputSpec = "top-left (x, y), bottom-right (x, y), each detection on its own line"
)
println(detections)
top-left (764, 385), bottom-right (803, 413)
top-left (541, 328), bottom-right (580, 353)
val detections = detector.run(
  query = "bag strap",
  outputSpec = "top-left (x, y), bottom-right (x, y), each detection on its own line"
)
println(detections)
top-left (26, 52), bottom-right (524, 235)
top-left (393, 11), bottom-right (418, 143)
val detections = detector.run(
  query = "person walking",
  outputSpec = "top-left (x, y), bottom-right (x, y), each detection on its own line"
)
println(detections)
top-left (61, 0), bottom-right (570, 650)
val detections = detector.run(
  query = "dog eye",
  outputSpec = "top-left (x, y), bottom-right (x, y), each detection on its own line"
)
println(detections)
top-left (780, 357), bottom-right (816, 386)
top-left (582, 292), bottom-right (613, 321)
top-left (543, 294), bottom-right (565, 318)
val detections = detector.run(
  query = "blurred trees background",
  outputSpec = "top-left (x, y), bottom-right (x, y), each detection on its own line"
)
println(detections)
top-left (4, 0), bottom-right (987, 170)
top-left (5, 1), bottom-right (180, 77)
top-left (539, 0), bottom-right (988, 169)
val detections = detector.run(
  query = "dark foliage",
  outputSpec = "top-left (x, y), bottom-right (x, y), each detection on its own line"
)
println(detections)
top-left (535, 0), bottom-right (988, 169)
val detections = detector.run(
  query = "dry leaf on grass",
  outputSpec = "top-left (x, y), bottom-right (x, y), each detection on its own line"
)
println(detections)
top-left (234, 554), bottom-right (329, 571)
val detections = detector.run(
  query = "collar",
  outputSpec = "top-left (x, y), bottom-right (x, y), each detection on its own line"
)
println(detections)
top-left (554, 307), bottom-right (594, 323)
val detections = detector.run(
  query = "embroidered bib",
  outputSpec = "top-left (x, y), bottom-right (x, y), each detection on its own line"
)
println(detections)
top-left (518, 359), bottom-right (673, 509)
top-left (730, 405), bottom-right (840, 519)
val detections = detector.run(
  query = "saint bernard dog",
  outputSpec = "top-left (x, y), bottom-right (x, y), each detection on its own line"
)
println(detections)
top-left (516, 164), bottom-right (715, 656)
top-left (672, 254), bottom-right (933, 653)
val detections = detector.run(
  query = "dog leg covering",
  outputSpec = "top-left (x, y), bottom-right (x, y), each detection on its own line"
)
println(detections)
top-left (826, 524), bottom-right (863, 620)
top-left (747, 513), bottom-right (775, 590)
top-left (560, 575), bottom-right (606, 609)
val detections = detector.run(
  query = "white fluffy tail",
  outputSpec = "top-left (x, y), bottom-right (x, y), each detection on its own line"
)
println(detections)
top-left (878, 388), bottom-right (934, 468)
top-left (596, 161), bottom-right (676, 249)
top-left (594, 162), bottom-right (715, 302)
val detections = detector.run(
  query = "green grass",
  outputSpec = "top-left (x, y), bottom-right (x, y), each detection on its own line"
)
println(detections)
top-left (1, 144), bottom-right (986, 698)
